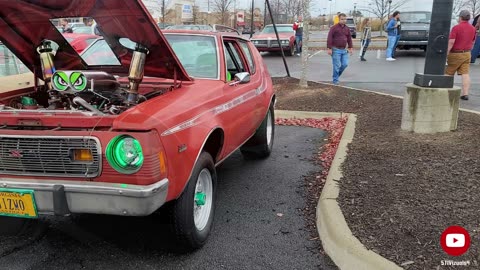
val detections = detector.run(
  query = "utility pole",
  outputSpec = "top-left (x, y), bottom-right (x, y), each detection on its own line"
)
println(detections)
top-left (388, 0), bottom-right (392, 18)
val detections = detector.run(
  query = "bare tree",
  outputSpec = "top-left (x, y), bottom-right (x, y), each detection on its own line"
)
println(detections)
top-left (453, 0), bottom-right (467, 16)
top-left (160, 0), bottom-right (173, 24)
top-left (366, 0), bottom-right (410, 36)
top-left (300, 0), bottom-right (311, 88)
top-left (213, 0), bottom-right (234, 25)
top-left (282, 0), bottom-right (302, 23)
top-left (466, 0), bottom-right (480, 16)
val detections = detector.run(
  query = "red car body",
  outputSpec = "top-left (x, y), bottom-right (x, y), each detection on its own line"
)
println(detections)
top-left (62, 33), bottom-right (99, 53)
top-left (0, 0), bottom-right (275, 250)
top-left (250, 24), bottom-right (297, 56)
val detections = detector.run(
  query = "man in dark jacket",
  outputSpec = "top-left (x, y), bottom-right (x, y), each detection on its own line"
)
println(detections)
top-left (470, 14), bottom-right (480, 63)
top-left (327, 13), bottom-right (353, 85)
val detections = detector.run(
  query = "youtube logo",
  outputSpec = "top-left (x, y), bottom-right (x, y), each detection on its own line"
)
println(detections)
top-left (440, 226), bottom-right (470, 256)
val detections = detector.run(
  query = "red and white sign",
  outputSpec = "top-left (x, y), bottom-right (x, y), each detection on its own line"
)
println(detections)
top-left (440, 226), bottom-right (470, 256)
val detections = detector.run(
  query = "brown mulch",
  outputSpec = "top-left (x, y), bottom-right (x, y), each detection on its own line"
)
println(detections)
top-left (273, 77), bottom-right (480, 270)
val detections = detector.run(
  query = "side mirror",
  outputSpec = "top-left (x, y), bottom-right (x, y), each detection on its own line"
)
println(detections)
top-left (234, 72), bottom-right (250, 84)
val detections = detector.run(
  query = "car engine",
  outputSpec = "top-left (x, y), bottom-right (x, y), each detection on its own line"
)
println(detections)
top-left (4, 40), bottom-right (161, 116)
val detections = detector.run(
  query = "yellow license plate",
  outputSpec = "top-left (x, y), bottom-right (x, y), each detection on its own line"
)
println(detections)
top-left (0, 188), bottom-right (38, 218)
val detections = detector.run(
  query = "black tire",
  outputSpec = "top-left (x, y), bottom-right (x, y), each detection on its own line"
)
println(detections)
top-left (0, 216), bottom-right (37, 236)
top-left (168, 152), bottom-right (217, 252)
top-left (240, 103), bottom-right (275, 159)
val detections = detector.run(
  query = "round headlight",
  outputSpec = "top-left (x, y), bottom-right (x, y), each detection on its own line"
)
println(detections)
top-left (106, 135), bottom-right (144, 174)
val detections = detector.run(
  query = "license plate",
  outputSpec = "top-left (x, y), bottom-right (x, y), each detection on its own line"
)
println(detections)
top-left (409, 32), bottom-right (420, 35)
top-left (0, 188), bottom-right (37, 218)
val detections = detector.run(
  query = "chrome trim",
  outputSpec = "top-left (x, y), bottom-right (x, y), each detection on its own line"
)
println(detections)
top-left (0, 108), bottom-right (97, 116)
top-left (0, 135), bottom-right (102, 178)
top-left (0, 177), bottom-right (169, 216)
top-left (73, 96), bottom-right (105, 116)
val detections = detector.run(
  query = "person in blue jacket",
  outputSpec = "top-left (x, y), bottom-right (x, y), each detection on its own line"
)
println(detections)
top-left (386, 11), bottom-right (401, 61)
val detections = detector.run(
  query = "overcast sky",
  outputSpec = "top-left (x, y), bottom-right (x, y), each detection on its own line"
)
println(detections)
top-left (225, 0), bottom-right (436, 16)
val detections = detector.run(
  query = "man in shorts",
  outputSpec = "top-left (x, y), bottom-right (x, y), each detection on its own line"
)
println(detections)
top-left (447, 10), bottom-right (477, 100)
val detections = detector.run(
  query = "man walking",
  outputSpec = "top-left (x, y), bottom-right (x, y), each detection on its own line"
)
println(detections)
top-left (447, 10), bottom-right (476, 100)
top-left (327, 13), bottom-right (353, 85)
top-left (293, 17), bottom-right (303, 56)
top-left (386, 11), bottom-right (400, 61)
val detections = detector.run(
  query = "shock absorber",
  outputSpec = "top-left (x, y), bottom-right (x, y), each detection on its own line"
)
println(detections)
top-left (127, 43), bottom-right (148, 105)
top-left (36, 40), bottom-right (56, 89)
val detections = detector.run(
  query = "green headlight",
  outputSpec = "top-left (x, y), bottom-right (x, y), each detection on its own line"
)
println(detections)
top-left (106, 135), bottom-right (144, 174)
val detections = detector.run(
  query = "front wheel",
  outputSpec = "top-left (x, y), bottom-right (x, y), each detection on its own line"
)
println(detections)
top-left (240, 103), bottom-right (275, 159)
top-left (168, 152), bottom-right (217, 252)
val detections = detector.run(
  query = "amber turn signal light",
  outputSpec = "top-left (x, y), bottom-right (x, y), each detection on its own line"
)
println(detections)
top-left (71, 149), bottom-right (94, 162)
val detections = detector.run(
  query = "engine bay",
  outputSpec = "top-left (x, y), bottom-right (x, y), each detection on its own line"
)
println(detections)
top-left (1, 40), bottom-right (173, 116)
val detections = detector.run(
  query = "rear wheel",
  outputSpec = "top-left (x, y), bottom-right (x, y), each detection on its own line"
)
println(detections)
top-left (240, 103), bottom-right (275, 159)
top-left (168, 152), bottom-right (216, 252)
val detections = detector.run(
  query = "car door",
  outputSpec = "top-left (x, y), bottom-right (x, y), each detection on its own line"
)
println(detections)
top-left (220, 38), bottom-right (262, 156)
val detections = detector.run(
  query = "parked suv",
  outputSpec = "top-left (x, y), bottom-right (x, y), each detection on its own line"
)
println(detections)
top-left (397, 11), bottom-right (432, 51)
top-left (346, 17), bottom-right (357, 38)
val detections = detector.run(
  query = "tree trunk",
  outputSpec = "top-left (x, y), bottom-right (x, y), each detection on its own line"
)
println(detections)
top-left (299, 0), bottom-right (311, 88)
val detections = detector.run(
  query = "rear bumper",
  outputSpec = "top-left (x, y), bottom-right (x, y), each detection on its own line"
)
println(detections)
top-left (398, 40), bottom-right (428, 46)
top-left (0, 177), bottom-right (169, 216)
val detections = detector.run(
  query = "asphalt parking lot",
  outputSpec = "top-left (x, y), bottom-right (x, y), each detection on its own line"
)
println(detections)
top-left (0, 126), bottom-right (336, 270)
top-left (263, 50), bottom-right (480, 111)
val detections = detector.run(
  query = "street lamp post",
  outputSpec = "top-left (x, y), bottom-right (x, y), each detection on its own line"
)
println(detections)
top-left (401, 0), bottom-right (459, 133)
top-left (354, 3), bottom-right (357, 23)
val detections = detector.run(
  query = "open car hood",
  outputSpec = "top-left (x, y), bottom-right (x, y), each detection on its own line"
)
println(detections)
top-left (0, 0), bottom-right (191, 81)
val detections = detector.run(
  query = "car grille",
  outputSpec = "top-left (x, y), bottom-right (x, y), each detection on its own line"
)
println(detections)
top-left (253, 39), bottom-right (288, 48)
top-left (0, 136), bottom-right (101, 178)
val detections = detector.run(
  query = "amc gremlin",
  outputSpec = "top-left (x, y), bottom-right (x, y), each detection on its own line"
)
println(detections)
top-left (0, 0), bottom-right (275, 251)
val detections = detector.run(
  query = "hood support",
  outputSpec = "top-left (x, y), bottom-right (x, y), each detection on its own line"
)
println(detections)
top-left (37, 40), bottom-right (55, 89)
top-left (127, 44), bottom-right (148, 105)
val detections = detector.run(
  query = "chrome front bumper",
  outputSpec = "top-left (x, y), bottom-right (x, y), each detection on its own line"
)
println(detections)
top-left (0, 177), bottom-right (169, 216)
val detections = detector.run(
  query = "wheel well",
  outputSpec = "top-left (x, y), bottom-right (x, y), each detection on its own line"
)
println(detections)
top-left (203, 128), bottom-right (224, 163)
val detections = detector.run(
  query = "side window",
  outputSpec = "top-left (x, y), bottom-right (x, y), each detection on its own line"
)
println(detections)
top-left (239, 42), bottom-right (256, 74)
top-left (0, 44), bottom-right (29, 77)
top-left (223, 40), bottom-right (247, 81)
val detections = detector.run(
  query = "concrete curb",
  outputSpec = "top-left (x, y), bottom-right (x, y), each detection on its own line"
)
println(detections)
top-left (275, 109), bottom-right (403, 270)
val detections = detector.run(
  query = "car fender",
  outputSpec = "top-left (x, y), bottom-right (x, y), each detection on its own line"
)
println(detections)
top-left (160, 123), bottom-right (224, 201)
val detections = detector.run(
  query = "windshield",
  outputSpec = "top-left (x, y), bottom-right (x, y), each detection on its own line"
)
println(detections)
top-left (164, 34), bottom-right (218, 79)
top-left (346, 19), bottom-right (355, 25)
top-left (401, 12), bottom-right (432, 23)
top-left (261, 26), bottom-right (293, 34)
top-left (81, 39), bottom-right (121, 65)
top-left (0, 43), bottom-right (29, 76)
top-left (81, 35), bottom-right (218, 79)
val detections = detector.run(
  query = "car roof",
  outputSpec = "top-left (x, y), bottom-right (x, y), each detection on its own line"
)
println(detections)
top-left (162, 29), bottom-right (247, 40)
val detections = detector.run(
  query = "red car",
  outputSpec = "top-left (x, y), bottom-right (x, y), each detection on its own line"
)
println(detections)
top-left (63, 33), bottom-right (99, 53)
top-left (250, 24), bottom-right (298, 56)
top-left (0, 0), bottom-right (275, 251)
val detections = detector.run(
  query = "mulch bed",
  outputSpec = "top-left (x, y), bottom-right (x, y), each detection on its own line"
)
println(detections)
top-left (272, 77), bottom-right (480, 269)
